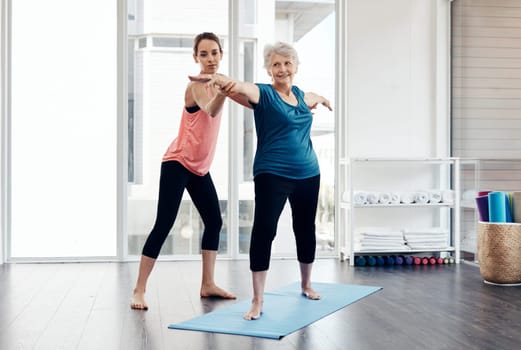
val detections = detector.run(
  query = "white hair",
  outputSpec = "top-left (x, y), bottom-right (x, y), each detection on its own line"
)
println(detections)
top-left (263, 42), bottom-right (300, 69)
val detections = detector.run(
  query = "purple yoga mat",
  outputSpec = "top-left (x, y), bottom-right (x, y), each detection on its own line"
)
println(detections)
top-left (475, 195), bottom-right (489, 222)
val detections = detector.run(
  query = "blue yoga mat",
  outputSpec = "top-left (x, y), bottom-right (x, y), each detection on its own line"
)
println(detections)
top-left (168, 282), bottom-right (382, 339)
top-left (489, 191), bottom-right (512, 223)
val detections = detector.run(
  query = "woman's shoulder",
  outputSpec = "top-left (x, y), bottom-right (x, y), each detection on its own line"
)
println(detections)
top-left (291, 85), bottom-right (303, 94)
top-left (256, 82), bottom-right (271, 90)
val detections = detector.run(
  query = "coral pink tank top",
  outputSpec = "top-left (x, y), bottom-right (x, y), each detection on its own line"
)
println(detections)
top-left (162, 89), bottom-right (222, 176)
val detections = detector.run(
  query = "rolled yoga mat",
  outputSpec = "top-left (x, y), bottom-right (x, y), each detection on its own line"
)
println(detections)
top-left (475, 195), bottom-right (489, 222)
top-left (506, 194), bottom-right (513, 222)
top-left (488, 191), bottom-right (512, 223)
top-left (512, 191), bottom-right (521, 223)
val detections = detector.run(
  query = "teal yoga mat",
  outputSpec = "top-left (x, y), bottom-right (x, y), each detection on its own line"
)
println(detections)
top-left (168, 282), bottom-right (382, 339)
top-left (489, 191), bottom-right (512, 223)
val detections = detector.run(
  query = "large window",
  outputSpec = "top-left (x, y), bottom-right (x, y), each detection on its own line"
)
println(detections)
top-left (8, 0), bottom-right (118, 259)
top-left (126, 0), bottom-right (230, 257)
top-left (126, 0), bottom-right (337, 259)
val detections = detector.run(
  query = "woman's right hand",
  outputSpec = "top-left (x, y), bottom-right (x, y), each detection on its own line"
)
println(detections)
top-left (189, 74), bottom-right (259, 107)
top-left (189, 74), bottom-right (236, 96)
top-left (188, 74), bottom-right (213, 83)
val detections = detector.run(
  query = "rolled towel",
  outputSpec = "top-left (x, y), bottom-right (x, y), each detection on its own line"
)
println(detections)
top-left (389, 192), bottom-right (400, 204)
top-left (415, 192), bottom-right (429, 204)
top-left (378, 192), bottom-right (391, 204)
top-left (367, 192), bottom-right (379, 204)
top-left (428, 190), bottom-right (442, 203)
top-left (400, 192), bottom-right (415, 204)
top-left (353, 191), bottom-right (367, 205)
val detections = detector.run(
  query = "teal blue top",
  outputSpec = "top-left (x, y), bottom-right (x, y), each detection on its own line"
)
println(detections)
top-left (251, 83), bottom-right (320, 179)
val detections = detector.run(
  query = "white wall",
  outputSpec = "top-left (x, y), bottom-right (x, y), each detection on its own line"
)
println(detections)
top-left (347, 0), bottom-right (450, 158)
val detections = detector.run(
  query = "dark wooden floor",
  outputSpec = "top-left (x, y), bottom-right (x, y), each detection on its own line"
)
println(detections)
top-left (0, 258), bottom-right (520, 350)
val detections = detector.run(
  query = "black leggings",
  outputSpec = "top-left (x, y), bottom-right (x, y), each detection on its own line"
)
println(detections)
top-left (250, 173), bottom-right (320, 271)
top-left (141, 161), bottom-right (222, 259)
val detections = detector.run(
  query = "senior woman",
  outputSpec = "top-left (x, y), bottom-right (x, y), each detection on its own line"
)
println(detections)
top-left (191, 41), bottom-right (332, 320)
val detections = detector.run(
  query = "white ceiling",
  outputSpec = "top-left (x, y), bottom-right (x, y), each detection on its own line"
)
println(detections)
top-left (275, 0), bottom-right (335, 41)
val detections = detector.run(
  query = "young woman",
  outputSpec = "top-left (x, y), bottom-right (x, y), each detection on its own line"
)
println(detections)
top-left (131, 32), bottom-right (236, 310)
top-left (191, 41), bottom-right (332, 320)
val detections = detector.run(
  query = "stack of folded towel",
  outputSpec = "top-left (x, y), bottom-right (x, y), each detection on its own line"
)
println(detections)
top-left (403, 228), bottom-right (449, 250)
top-left (355, 228), bottom-right (407, 251)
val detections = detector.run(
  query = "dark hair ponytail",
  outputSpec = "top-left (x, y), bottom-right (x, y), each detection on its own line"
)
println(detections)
top-left (193, 32), bottom-right (223, 55)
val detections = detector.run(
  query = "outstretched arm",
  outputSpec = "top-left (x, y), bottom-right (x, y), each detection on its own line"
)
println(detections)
top-left (304, 92), bottom-right (333, 111)
top-left (190, 74), bottom-right (260, 108)
top-left (189, 80), bottom-right (236, 117)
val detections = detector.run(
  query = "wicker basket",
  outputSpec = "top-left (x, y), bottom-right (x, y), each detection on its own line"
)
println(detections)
top-left (477, 222), bottom-right (521, 285)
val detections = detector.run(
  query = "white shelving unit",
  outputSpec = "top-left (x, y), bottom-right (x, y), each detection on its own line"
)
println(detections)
top-left (341, 157), bottom-right (461, 266)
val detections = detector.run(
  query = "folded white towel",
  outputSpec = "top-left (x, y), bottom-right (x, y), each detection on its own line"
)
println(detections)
top-left (360, 231), bottom-right (404, 238)
top-left (355, 244), bottom-right (410, 252)
top-left (404, 237), bottom-right (447, 243)
top-left (407, 243), bottom-right (448, 249)
top-left (403, 227), bottom-right (447, 234)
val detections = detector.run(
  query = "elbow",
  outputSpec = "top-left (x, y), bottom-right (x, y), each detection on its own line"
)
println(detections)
top-left (206, 107), bottom-right (221, 118)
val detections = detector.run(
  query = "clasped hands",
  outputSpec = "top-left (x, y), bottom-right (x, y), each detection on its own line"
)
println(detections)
top-left (189, 74), bottom-right (236, 97)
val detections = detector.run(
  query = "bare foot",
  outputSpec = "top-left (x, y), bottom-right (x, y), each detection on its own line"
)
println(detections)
top-left (200, 284), bottom-right (236, 299)
top-left (244, 299), bottom-right (263, 320)
top-left (302, 287), bottom-right (321, 300)
top-left (130, 289), bottom-right (148, 310)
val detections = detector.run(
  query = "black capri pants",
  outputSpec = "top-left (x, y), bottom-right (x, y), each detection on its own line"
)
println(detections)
top-left (250, 173), bottom-right (320, 271)
top-left (142, 160), bottom-right (222, 259)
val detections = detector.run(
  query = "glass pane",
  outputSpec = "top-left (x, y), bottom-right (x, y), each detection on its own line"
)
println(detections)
top-left (126, 0), bottom-right (230, 256)
top-left (10, 0), bottom-right (117, 258)
top-left (237, 2), bottom-right (337, 256)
